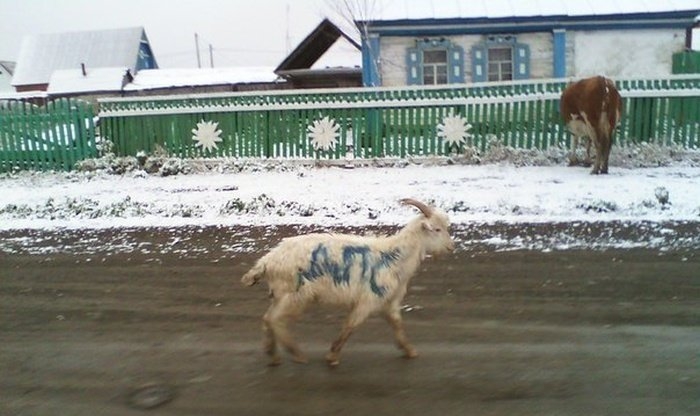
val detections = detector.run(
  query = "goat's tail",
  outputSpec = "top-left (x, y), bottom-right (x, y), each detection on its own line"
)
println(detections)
top-left (241, 260), bottom-right (266, 286)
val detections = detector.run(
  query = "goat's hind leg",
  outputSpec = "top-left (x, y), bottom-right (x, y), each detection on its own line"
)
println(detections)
top-left (262, 294), bottom-right (307, 365)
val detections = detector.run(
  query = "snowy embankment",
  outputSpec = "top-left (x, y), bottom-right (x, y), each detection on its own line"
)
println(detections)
top-left (1, 146), bottom-right (699, 253)
top-left (1, 162), bottom-right (698, 229)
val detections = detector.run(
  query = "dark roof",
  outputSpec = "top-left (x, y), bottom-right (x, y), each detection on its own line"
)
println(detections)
top-left (362, 8), bottom-right (700, 36)
top-left (360, 0), bottom-right (700, 22)
top-left (0, 61), bottom-right (16, 75)
top-left (275, 18), bottom-right (361, 74)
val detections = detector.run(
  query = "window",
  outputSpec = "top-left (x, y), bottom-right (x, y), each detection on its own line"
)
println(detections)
top-left (137, 40), bottom-right (156, 70)
top-left (487, 47), bottom-right (513, 81)
top-left (423, 50), bottom-right (448, 85)
top-left (406, 39), bottom-right (464, 85)
top-left (471, 35), bottom-right (530, 83)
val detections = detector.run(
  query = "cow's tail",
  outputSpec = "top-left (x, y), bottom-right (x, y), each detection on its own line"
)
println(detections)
top-left (600, 76), bottom-right (611, 113)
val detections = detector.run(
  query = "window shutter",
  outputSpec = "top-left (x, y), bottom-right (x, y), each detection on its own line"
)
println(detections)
top-left (406, 47), bottom-right (421, 85)
top-left (471, 45), bottom-right (487, 82)
top-left (513, 43), bottom-right (530, 80)
top-left (448, 45), bottom-right (464, 83)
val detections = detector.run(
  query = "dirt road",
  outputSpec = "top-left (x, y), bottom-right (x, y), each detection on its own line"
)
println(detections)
top-left (1, 226), bottom-right (698, 415)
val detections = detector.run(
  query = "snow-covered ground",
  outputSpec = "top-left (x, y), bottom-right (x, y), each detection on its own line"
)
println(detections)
top-left (1, 160), bottom-right (698, 230)
top-left (1, 146), bottom-right (699, 254)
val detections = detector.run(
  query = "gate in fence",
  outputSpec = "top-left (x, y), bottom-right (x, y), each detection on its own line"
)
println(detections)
top-left (0, 98), bottom-right (97, 172)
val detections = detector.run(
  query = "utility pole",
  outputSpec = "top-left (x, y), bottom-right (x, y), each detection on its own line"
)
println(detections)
top-left (209, 44), bottom-right (214, 68)
top-left (194, 33), bottom-right (202, 68)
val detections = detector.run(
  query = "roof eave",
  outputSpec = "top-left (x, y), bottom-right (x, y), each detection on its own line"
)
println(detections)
top-left (361, 9), bottom-right (700, 35)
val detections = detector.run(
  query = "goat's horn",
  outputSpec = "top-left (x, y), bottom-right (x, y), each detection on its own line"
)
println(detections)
top-left (400, 198), bottom-right (433, 218)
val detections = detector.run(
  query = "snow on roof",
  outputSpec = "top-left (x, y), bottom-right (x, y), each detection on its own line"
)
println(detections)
top-left (367, 0), bottom-right (700, 21)
top-left (12, 27), bottom-right (145, 87)
top-left (311, 36), bottom-right (361, 69)
top-left (123, 67), bottom-right (280, 91)
top-left (47, 67), bottom-right (130, 94)
top-left (276, 18), bottom-right (361, 74)
top-left (0, 90), bottom-right (48, 101)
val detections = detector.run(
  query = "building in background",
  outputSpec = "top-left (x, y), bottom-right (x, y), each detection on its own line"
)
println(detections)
top-left (11, 27), bottom-right (157, 93)
top-left (0, 61), bottom-right (15, 92)
top-left (275, 18), bottom-right (362, 89)
top-left (357, 0), bottom-right (700, 86)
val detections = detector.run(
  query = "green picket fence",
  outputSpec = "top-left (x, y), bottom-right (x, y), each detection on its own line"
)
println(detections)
top-left (0, 98), bottom-right (97, 171)
top-left (3, 77), bottom-right (698, 172)
top-left (98, 75), bottom-right (700, 160)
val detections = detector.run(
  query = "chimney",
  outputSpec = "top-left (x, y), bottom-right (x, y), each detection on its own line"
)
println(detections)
top-left (81, 63), bottom-right (87, 76)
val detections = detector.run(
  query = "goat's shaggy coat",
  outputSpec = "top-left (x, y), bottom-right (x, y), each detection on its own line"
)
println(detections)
top-left (241, 199), bottom-right (455, 366)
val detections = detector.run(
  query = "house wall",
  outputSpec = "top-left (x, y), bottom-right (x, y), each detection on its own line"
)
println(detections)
top-left (377, 28), bottom-right (686, 86)
top-left (0, 72), bottom-right (12, 91)
top-left (570, 29), bottom-right (687, 77)
top-left (16, 83), bottom-right (48, 92)
top-left (379, 32), bottom-right (554, 86)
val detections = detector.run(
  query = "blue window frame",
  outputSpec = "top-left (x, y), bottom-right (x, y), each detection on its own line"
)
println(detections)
top-left (406, 39), bottom-right (464, 85)
top-left (471, 35), bottom-right (530, 82)
top-left (137, 40), bottom-right (157, 70)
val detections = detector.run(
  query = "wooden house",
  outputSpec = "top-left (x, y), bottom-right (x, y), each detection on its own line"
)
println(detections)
top-left (275, 18), bottom-right (362, 88)
top-left (356, 0), bottom-right (700, 86)
top-left (12, 27), bottom-right (157, 92)
top-left (0, 61), bottom-right (15, 92)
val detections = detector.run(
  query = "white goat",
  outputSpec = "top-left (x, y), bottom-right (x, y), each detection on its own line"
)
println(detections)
top-left (241, 198), bottom-right (455, 366)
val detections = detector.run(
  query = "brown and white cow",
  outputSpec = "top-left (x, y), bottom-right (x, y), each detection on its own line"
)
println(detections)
top-left (560, 76), bottom-right (622, 174)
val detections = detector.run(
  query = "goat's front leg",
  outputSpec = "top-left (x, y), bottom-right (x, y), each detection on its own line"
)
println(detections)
top-left (383, 304), bottom-right (418, 359)
top-left (326, 307), bottom-right (371, 367)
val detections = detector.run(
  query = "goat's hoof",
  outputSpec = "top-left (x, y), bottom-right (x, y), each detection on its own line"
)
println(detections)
top-left (292, 355), bottom-right (308, 364)
top-left (325, 354), bottom-right (340, 367)
top-left (403, 349), bottom-right (419, 359)
top-left (267, 357), bottom-right (282, 367)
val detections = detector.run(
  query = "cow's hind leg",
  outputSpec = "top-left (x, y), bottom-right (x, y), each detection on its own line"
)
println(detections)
top-left (583, 138), bottom-right (593, 167)
top-left (590, 133), bottom-right (604, 174)
top-left (568, 135), bottom-right (581, 166)
top-left (600, 135), bottom-right (612, 174)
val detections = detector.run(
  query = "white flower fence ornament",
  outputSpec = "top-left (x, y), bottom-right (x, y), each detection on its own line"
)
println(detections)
top-left (192, 120), bottom-right (223, 153)
top-left (437, 114), bottom-right (473, 149)
top-left (307, 116), bottom-right (340, 151)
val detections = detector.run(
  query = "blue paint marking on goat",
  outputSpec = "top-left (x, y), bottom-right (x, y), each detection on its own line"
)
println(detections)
top-left (296, 244), bottom-right (402, 297)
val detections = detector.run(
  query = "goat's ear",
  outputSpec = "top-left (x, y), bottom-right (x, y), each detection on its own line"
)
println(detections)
top-left (421, 220), bottom-right (434, 232)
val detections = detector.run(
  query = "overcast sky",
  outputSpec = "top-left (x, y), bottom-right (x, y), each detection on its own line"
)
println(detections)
top-left (0, 0), bottom-right (354, 68)
top-left (3, 0), bottom-right (698, 69)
